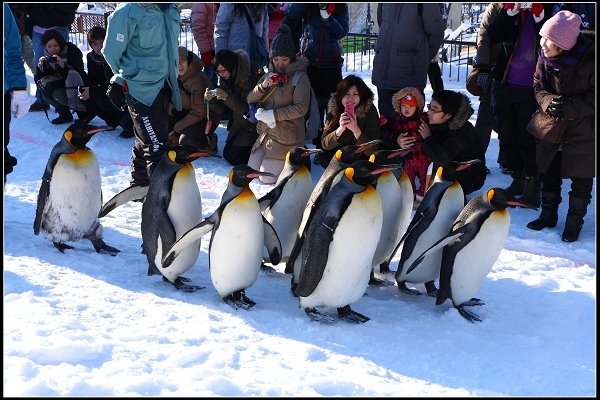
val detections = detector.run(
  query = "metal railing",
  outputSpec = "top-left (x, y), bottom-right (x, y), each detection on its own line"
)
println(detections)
top-left (69, 12), bottom-right (478, 83)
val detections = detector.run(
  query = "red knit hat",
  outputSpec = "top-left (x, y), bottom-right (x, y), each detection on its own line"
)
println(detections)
top-left (400, 94), bottom-right (418, 107)
top-left (540, 10), bottom-right (582, 51)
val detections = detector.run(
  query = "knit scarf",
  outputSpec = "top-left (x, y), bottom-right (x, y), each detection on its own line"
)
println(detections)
top-left (534, 34), bottom-right (588, 91)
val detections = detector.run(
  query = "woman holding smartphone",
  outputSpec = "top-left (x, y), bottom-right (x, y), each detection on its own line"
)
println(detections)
top-left (315, 74), bottom-right (381, 168)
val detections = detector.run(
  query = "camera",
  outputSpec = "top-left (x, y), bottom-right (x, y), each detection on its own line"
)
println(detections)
top-left (271, 74), bottom-right (288, 85)
top-left (78, 86), bottom-right (86, 94)
top-left (207, 89), bottom-right (217, 96)
top-left (519, 2), bottom-right (532, 9)
top-left (47, 56), bottom-right (58, 64)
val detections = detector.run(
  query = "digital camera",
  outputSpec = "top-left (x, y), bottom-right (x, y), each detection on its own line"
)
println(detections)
top-left (207, 89), bottom-right (217, 96)
top-left (47, 56), bottom-right (58, 64)
top-left (271, 74), bottom-right (288, 85)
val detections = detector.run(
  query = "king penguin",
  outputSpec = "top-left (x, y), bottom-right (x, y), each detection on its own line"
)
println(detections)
top-left (295, 160), bottom-right (400, 323)
top-left (286, 140), bottom-right (382, 284)
top-left (391, 160), bottom-right (481, 296)
top-left (34, 123), bottom-right (119, 255)
top-left (141, 145), bottom-right (217, 292)
top-left (258, 147), bottom-right (323, 266)
top-left (162, 165), bottom-right (282, 309)
top-left (406, 188), bottom-right (537, 322)
top-left (367, 149), bottom-right (414, 285)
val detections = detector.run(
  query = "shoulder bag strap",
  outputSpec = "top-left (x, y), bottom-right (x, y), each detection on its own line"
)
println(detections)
top-left (241, 6), bottom-right (255, 31)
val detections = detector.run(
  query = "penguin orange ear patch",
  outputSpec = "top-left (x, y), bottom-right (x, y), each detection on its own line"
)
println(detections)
top-left (344, 167), bottom-right (355, 181)
top-left (168, 150), bottom-right (177, 162)
top-left (64, 130), bottom-right (73, 143)
top-left (487, 189), bottom-right (495, 202)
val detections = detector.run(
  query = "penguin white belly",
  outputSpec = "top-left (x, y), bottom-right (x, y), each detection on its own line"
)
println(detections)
top-left (301, 189), bottom-right (383, 308)
top-left (162, 165), bottom-right (203, 282)
top-left (372, 172), bottom-right (402, 266)
top-left (396, 172), bottom-right (414, 243)
top-left (264, 171), bottom-right (313, 260)
top-left (450, 212), bottom-right (510, 306)
top-left (210, 193), bottom-right (263, 298)
top-left (399, 187), bottom-right (464, 284)
top-left (43, 151), bottom-right (101, 242)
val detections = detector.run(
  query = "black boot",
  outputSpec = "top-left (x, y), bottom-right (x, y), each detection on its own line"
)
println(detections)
top-left (504, 170), bottom-right (526, 196)
top-left (561, 195), bottom-right (589, 242)
top-left (517, 175), bottom-right (541, 208)
top-left (526, 191), bottom-right (560, 230)
top-left (51, 109), bottom-right (74, 125)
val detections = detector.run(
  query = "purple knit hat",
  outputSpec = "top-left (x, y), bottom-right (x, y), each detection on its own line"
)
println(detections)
top-left (540, 10), bottom-right (582, 51)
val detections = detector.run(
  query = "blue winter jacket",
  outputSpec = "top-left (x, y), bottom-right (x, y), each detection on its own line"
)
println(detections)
top-left (103, 3), bottom-right (181, 110)
top-left (4, 4), bottom-right (27, 93)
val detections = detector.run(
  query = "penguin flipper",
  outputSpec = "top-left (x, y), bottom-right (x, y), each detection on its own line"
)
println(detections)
top-left (162, 220), bottom-right (214, 268)
top-left (262, 215), bottom-right (282, 265)
top-left (405, 230), bottom-right (465, 275)
top-left (34, 179), bottom-right (50, 235)
top-left (257, 183), bottom-right (284, 213)
top-left (99, 185), bottom-right (149, 218)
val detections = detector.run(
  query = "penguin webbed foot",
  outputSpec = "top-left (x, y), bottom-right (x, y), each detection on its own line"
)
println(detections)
top-left (368, 269), bottom-right (386, 286)
top-left (397, 281), bottom-right (423, 296)
top-left (337, 305), bottom-right (370, 324)
top-left (53, 241), bottom-right (75, 253)
top-left (224, 290), bottom-right (256, 310)
top-left (378, 261), bottom-right (394, 274)
top-left (162, 275), bottom-right (192, 283)
top-left (456, 305), bottom-right (483, 323)
top-left (260, 263), bottom-right (277, 275)
top-left (170, 276), bottom-right (205, 292)
top-left (424, 281), bottom-right (438, 297)
top-left (462, 297), bottom-right (485, 307)
top-left (91, 239), bottom-right (120, 256)
top-left (304, 307), bottom-right (335, 324)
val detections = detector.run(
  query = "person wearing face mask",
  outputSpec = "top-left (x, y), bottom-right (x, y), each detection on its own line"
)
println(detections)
top-left (246, 24), bottom-right (310, 184)
top-left (526, 11), bottom-right (594, 242)
top-left (315, 74), bottom-right (381, 168)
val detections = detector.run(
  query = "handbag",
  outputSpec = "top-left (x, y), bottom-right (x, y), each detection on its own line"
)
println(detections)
top-left (466, 66), bottom-right (483, 97)
top-left (526, 108), bottom-right (568, 144)
top-left (241, 6), bottom-right (269, 68)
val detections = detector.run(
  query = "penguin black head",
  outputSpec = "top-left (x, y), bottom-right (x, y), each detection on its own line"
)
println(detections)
top-left (486, 188), bottom-right (539, 211)
top-left (336, 139), bottom-right (382, 164)
top-left (229, 165), bottom-right (276, 187)
top-left (368, 148), bottom-right (411, 166)
top-left (286, 147), bottom-right (323, 168)
top-left (167, 145), bottom-right (218, 165)
top-left (437, 159), bottom-right (482, 182)
top-left (63, 123), bottom-right (110, 148)
top-left (344, 160), bottom-right (402, 187)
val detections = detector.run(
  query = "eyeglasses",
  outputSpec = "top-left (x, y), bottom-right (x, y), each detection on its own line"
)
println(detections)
top-left (427, 103), bottom-right (444, 114)
top-left (216, 68), bottom-right (228, 75)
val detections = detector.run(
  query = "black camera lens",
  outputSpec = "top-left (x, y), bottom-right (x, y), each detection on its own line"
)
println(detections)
top-left (78, 86), bottom-right (85, 94)
top-left (48, 57), bottom-right (57, 64)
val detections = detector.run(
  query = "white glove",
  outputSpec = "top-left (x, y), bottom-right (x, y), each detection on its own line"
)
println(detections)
top-left (11, 90), bottom-right (32, 119)
top-left (255, 108), bottom-right (276, 128)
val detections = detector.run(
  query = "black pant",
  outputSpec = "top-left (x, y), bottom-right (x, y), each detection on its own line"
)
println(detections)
top-left (541, 151), bottom-right (593, 201)
top-left (82, 94), bottom-right (132, 129)
top-left (125, 85), bottom-right (171, 186)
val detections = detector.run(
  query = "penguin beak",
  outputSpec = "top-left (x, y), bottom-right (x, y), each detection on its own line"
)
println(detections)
top-left (355, 139), bottom-right (382, 153)
top-left (507, 199), bottom-right (538, 210)
top-left (301, 148), bottom-right (323, 157)
top-left (387, 148), bottom-right (411, 159)
top-left (456, 159), bottom-right (482, 171)
top-left (247, 171), bottom-right (276, 179)
top-left (372, 163), bottom-right (403, 175)
top-left (189, 150), bottom-right (220, 159)
top-left (86, 126), bottom-right (112, 135)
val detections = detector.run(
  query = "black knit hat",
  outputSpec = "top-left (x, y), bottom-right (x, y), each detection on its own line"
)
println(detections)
top-left (270, 24), bottom-right (296, 60)
top-left (432, 90), bottom-right (462, 117)
top-left (214, 49), bottom-right (238, 74)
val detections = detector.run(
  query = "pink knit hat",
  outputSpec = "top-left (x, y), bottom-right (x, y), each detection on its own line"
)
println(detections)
top-left (540, 10), bottom-right (582, 51)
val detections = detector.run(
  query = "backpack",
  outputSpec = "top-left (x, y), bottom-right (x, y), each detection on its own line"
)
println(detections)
top-left (291, 71), bottom-right (320, 141)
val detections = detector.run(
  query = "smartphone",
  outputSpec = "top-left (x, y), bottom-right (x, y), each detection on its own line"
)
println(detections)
top-left (345, 102), bottom-right (355, 117)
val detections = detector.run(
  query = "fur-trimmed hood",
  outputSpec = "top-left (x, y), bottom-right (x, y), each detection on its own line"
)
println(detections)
top-left (391, 87), bottom-right (425, 114)
top-left (326, 93), bottom-right (375, 120)
top-left (232, 49), bottom-right (251, 88)
top-left (448, 92), bottom-right (474, 130)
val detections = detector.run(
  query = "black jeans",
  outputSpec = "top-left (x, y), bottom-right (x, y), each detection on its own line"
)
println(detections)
top-left (125, 85), bottom-right (171, 186)
top-left (541, 151), bottom-right (593, 201)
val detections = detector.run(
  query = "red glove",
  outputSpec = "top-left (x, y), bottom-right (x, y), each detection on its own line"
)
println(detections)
top-left (379, 115), bottom-right (388, 127)
top-left (530, 3), bottom-right (545, 23)
top-left (503, 3), bottom-right (520, 17)
top-left (319, 3), bottom-right (335, 20)
top-left (201, 50), bottom-right (215, 66)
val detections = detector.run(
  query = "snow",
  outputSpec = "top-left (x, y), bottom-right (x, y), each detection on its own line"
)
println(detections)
top-left (3, 48), bottom-right (596, 396)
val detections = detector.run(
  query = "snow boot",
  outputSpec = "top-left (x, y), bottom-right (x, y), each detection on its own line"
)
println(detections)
top-left (526, 191), bottom-right (560, 230)
top-left (561, 195), bottom-right (589, 242)
top-left (504, 170), bottom-right (526, 196)
top-left (518, 175), bottom-right (541, 208)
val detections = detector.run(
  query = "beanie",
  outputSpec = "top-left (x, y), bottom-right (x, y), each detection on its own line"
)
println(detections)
top-left (178, 46), bottom-right (189, 61)
top-left (400, 94), bottom-right (418, 108)
top-left (270, 24), bottom-right (296, 60)
top-left (214, 50), bottom-right (238, 74)
top-left (540, 10), bottom-right (582, 51)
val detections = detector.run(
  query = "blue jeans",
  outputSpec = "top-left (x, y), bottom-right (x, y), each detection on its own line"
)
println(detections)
top-left (32, 26), bottom-right (70, 103)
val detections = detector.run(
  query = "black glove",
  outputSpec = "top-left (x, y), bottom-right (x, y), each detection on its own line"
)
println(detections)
top-left (107, 82), bottom-right (126, 111)
top-left (546, 96), bottom-right (572, 119)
